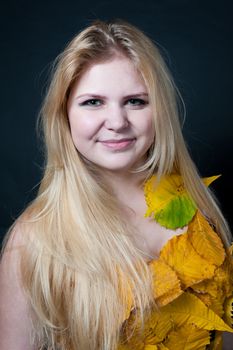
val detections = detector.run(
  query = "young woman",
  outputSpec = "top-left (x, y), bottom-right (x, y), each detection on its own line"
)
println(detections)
top-left (1, 20), bottom-right (233, 350)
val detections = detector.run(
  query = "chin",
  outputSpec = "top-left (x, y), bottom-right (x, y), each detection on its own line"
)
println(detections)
top-left (98, 162), bottom-right (138, 173)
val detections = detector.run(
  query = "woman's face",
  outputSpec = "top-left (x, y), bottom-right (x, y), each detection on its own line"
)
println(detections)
top-left (67, 56), bottom-right (155, 174)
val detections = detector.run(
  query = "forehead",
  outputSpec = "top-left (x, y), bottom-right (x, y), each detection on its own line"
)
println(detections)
top-left (71, 56), bottom-right (147, 97)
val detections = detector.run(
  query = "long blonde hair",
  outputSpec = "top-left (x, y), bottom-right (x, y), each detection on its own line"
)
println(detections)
top-left (3, 19), bottom-right (232, 349)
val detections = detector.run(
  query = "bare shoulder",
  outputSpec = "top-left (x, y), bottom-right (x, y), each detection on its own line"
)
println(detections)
top-left (1, 219), bottom-right (30, 279)
top-left (0, 220), bottom-right (36, 350)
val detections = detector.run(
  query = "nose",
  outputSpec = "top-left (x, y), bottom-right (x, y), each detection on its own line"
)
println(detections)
top-left (104, 104), bottom-right (129, 131)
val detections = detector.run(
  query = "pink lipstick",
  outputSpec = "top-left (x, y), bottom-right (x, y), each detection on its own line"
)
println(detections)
top-left (99, 138), bottom-right (135, 150)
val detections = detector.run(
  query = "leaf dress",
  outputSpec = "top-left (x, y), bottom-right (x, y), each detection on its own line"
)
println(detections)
top-left (118, 175), bottom-right (233, 350)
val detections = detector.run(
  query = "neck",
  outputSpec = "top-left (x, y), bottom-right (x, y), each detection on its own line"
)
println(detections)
top-left (105, 169), bottom-right (145, 190)
top-left (100, 169), bottom-right (149, 216)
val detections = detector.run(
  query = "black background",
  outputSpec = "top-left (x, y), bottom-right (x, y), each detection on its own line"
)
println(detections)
top-left (1, 0), bottom-right (233, 243)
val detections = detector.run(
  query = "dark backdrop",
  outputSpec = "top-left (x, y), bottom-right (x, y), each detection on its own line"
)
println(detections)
top-left (1, 0), bottom-right (233, 243)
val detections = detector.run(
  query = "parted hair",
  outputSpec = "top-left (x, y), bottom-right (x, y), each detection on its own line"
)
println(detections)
top-left (3, 19), bottom-right (231, 350)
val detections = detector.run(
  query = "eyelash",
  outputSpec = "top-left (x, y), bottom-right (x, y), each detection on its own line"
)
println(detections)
top-left (79, 98), bottom-right (148, 107)
top-left (80, 99), bottom-right (102, 106)
top-left (127, 98), bottom-right (147, 106)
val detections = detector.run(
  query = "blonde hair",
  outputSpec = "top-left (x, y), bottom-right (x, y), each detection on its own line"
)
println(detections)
top-left (3, 19), bottom-right (232, 349)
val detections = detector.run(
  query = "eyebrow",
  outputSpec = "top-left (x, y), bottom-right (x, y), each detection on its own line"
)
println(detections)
top-left (75, 92), bottom-right (149, 100)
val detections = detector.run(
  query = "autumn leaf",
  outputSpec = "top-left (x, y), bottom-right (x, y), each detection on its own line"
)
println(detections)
top-left (149, 259), bottom-right (183, 306)
top-left (120, 306), bottom-right (173, 347)
top-left (190, 251), bottom-right (233, 318)
top-left (202, 175), bottom-right (221, 187)
top-left (159, 232), bottom-right (216, 288)
top-left (144, 174), bottom-right (220, 229)
top-left (144, 174), bottom-right (196, 229)
top-left (144, 345), bottom-right (169, 350)
top-left (214, 255), bottom-right (233, 297)
top-left (188, 211), bottom-right (225, 266)
top-left (163, 292), bottom-right (233, 332)
top-left (164, 323), bottom-right (210, 350)
top-left (157, 345), bottom-right (170, 350)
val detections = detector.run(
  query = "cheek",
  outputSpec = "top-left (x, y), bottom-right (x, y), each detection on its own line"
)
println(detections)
top-left (139, 112), bottom-right (155, 139)
top-left (68, 112), bottom-right (97, 143)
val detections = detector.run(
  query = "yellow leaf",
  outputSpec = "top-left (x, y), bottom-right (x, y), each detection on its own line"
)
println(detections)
top-left (157, 345), bottom-right (169, 350)
top-left (202, 175), bottom-right (221, 187)
top-left (142, 309), bottom-right (173, 344)
top-left (118, 342), bottom-right (144, 350)
top-left (144, 346), bottom-right (158, 350)
top-left (144, 174), bottom-right (220, 229)
top-left (191, 280), bottom-right (225, 317)
top-left (192, 279), bottom-right (220, 299)
top-left (144, 174), bottom-right (197, 229)
top-left (149, 259), bottom-right (183, 306)
top-left (191, 291), bottom-right (212, 307)
top-left (188, 211), bottom-right (225, 266)
top-left (163, 292), bottom-right (233, 332)
top-left (160, 232), bottom-right (216, 288)
top-left (120, 307), bottom-right (173, 347)
top-left (214, 258), bottom-right (233, 297)
top-left (164, 323), bottom-right (210, 349)
top-left (209, 297), bottom-right (224, 317)
top-left (191, 255), bottom-right (233, 318)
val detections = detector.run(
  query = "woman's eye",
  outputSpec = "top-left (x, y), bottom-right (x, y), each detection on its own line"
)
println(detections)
top-left (126, 98), bottom-right (147, 106)
top-left (80, 99), bottom-right (102, 106)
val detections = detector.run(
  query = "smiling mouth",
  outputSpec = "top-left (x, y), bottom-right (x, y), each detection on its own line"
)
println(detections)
top-left (99, 138), bottom-right (136, 150)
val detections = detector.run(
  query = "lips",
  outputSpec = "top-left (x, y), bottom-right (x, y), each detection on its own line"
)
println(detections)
top-left (99, 138), bottom-right (136, 150)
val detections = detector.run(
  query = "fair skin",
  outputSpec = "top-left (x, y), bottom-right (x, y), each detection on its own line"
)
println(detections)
top-left (67, 56), bottom-right (154, 174)
top-left (67, 56), bottom-right (186, 258)
top-left (0, 229), bottom-right (37, 350)
top-left (0, 55), bottom-right (231, 349)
